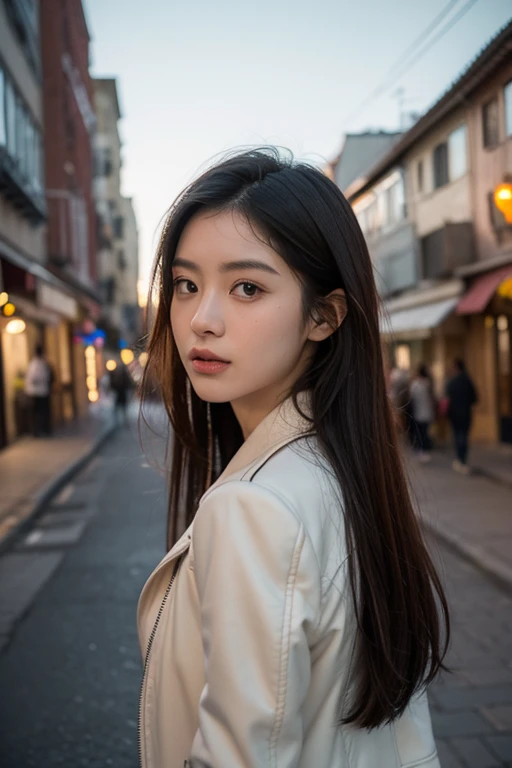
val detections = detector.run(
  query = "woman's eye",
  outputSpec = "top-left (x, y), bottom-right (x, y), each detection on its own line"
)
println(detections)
top-left (173, 278), bottom-right (197, 294)
top-left (232, 282), bottom-right (261, 298)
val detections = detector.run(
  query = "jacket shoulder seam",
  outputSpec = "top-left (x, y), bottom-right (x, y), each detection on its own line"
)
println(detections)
top-left (268, 522), bottom-right (306, 766)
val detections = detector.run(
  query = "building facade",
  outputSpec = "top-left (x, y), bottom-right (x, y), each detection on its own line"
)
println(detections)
top-left (0, 0), bottom-right (55, 447)
top-left (344, 21), bottom-right (512, 444)
top-left (93, 78), bottom-right (140, 349)
top-left (39, 0), bottom-right (103, 420)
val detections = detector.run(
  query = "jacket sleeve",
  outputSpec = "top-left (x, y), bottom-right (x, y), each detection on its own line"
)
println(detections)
top-left (187, 481), bottom-right (322, 768)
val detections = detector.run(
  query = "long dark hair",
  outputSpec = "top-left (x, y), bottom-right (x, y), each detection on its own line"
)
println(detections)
top-left (139, 147), bottom-right (450, 730)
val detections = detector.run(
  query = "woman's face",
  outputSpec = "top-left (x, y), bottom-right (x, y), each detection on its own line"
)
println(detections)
top-left (170, 210), bottom-right (326, 434)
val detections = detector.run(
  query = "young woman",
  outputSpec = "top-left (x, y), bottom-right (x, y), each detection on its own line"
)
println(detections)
top-left (137, 148), bottom-right (450, 768)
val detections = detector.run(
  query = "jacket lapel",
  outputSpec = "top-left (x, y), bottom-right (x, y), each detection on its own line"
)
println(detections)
top-left (200, 389), bottom-right (315, 503)
top-left (141, 390), bottom-right (315, 581)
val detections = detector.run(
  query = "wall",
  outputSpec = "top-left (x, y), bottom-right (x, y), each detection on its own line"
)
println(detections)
top-left (466, 62), bottom-right (512, 264)
top-left (405, 108), bottom-right (472, 238)
top-left (0, 1), bottom-right (45, 264)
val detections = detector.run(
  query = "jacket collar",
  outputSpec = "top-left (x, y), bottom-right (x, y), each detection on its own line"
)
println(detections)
top-left (200, 389), bottom-right (315, 503)
top-left (142, 390), bottom-right (315, 579)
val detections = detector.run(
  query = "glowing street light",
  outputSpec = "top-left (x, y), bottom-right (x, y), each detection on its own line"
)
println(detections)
top-left (494, 183), bottom-right (512, 223)
top-left (5, 318), bottom-right (26, 334)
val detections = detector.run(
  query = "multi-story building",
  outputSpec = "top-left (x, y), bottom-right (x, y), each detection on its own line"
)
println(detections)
top-left (0, 0), bottom-right (89, 447)
top-left (344, 21), bottom-right (512, 444)
top-left (93, 78), bottom-right (139, 349)
top-left (39, 0), bottom-right (103, 420)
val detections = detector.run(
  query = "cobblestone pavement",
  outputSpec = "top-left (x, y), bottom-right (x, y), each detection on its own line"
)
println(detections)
top-left (427, 533), bottom-right (512, 767)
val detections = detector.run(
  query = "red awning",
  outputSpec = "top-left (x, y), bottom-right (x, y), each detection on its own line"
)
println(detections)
top-left (456, 264), bottom-right (512, 315)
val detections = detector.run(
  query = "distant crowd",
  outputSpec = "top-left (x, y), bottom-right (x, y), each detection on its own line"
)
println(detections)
top-left (387, 358), bottom-right (478, 474)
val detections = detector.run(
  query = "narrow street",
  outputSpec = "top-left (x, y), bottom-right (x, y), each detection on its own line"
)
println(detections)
top-left (0, 421), bottom-right (511, 767)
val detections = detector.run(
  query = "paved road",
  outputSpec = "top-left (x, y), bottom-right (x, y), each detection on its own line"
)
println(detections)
top-left (0, 424), bottom-right (510, 767)
top-left (0, 422), bottom-right (167, 768)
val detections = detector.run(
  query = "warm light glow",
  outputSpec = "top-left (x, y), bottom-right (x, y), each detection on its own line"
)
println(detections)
top-left (85, 345), bottom-right (96, 358)
top-left (497, 315), bottom-right (509, 332)
top-left (137, 279), bottom-right (148, 309)
top-left (86, 375), bottom-right (97, 389)
top-left (88, 390), bottom-right (99, 402)
top-left (106, 359), bottom-right (117, 371)
top-left (0, 292), bottom-right (8, 307)
top-left (3, 302), bottom-right (15, 317)
top-left (139, 352), bottom-right (148, 367)
top-left (120, 348), bottom-right (134, 364)
top-left (5, 318), bottom-right (26, 335)
top-left (497, 277), bottom-right (512, 300)
top-left (494, 183), bottom-right (512, 223)
top-left (484, 315), bottom-right (495, 329)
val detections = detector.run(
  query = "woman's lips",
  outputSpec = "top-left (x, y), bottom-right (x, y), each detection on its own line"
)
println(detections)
top-left (191, 359), bottom-right (231, 374)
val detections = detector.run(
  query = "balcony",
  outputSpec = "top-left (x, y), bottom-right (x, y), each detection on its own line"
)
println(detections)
top-left (0, 146), bottom-right (46, 223)
top-left (46, 190), bottom-right (89, 282)
top-left (421, 222), bottom-right (475, 280)
top-left (369, 221), bottom-right (418, 297)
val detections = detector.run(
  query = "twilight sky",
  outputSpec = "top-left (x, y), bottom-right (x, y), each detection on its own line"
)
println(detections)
top-left (83, 0), bottom-right (512, 289)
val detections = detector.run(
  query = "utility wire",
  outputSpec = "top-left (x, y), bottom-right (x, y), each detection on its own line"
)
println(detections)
top-left (341, 0), bottom-right (482, 130)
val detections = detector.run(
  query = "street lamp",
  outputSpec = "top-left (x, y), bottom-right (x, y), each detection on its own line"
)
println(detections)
top-left (494, 183), bottom-right (512, 223)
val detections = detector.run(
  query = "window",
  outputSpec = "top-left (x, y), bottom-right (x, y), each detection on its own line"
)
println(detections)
top-left (386, 179), bottom-right (405, 225)
top-left (433, 142), bottom-right (449, 188)
top-left (5, 78), bottom-right (16, 158)
top-left (0, 68), bottom-right (5, 147)
top-left (482, 97), bottom-right (499, 148)
top-left (448, 124), bottom-right (467, 180)
top-left (417, 160), bottom-right (423, 193)
top-left (505, 80), bottom-right (512, 137)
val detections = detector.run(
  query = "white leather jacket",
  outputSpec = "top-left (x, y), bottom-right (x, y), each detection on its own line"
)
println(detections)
top-left (137, 391), bottom-right (440, 768)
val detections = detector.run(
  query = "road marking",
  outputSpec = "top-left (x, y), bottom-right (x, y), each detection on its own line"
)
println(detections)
top-left (25, 530), bottom-right (43, 545)
top-left (54, 484), bottom-right (75, 505)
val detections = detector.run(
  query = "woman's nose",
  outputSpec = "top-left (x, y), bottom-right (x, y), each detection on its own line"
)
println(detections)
top-left (190, 293), bottom-right (225, 336)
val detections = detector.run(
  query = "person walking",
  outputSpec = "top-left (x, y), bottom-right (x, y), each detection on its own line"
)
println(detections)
top-left (137, 148), bottom-right (449, 768)
top-left (109, 361), bottom-right (133, 425)
top-left (410, 364), bottom-right (436, 463)
top-left (24, 344), bottom-right (54, 437)
top-left (446, 358), bottom-right (478, 474)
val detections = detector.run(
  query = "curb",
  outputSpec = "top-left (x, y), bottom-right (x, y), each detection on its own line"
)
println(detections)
top-left (472, 465), bottom-right (512, 491)
top-left (0, 420), bottom-right (118, 555)
top-left (421, 516), bottom-right (512, 595)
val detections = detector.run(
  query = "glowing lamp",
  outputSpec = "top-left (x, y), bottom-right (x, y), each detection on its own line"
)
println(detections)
top-left (120, 348), bottom-right (134, 365)
top-left (5, 318), bottom-right (26, 335)
top-left (3, 302), bottom-right (15, 317)
top-left (497, 277), bottom-right (512, 300)
top-left (106, 359), bottom-right (117, 371)
top-left (0, 292), bottom-right (8, 307)
top-left (494, 183), bottom-right (512, 223)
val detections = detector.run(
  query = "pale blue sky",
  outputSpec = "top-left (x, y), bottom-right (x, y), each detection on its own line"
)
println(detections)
top-left (83, 0), bottom-right (512, 286)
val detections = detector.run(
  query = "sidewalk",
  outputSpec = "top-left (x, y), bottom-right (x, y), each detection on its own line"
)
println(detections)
top-left (406, 442), bottom-right (512, 592)
top-left (0, 404), bottom-right (117, 550)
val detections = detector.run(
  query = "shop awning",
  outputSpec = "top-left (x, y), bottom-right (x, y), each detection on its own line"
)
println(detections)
top-left (380, 297), bottom-right (459, 339)
top-left (456, 264), bottom-right (512, 315)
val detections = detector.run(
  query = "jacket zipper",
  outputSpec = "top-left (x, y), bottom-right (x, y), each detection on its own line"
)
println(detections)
top-left (138, 552), bottom-right (186, 768)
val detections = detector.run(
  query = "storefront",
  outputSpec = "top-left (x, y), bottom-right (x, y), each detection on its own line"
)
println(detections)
top-left (457, 264), bottom-right (512, 443)
top-left (380, 280), bottom-right (466, 396)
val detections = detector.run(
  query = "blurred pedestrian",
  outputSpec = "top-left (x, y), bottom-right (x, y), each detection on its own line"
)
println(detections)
top-left (109, 362), bottom-right (133, 425)
top-left (410, 364), bottom-right (436, 462)
top-left (446, 359), bottom-right (478, 474)
top-left (24, 344), bottom-right (54, 437)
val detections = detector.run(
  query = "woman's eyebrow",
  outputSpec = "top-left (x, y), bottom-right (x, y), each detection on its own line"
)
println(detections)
top-left (172, 257), bottom-right (280, 276)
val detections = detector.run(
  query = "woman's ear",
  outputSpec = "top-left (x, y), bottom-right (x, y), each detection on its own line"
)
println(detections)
top-left (307, 288), bottom-right (347, 343)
